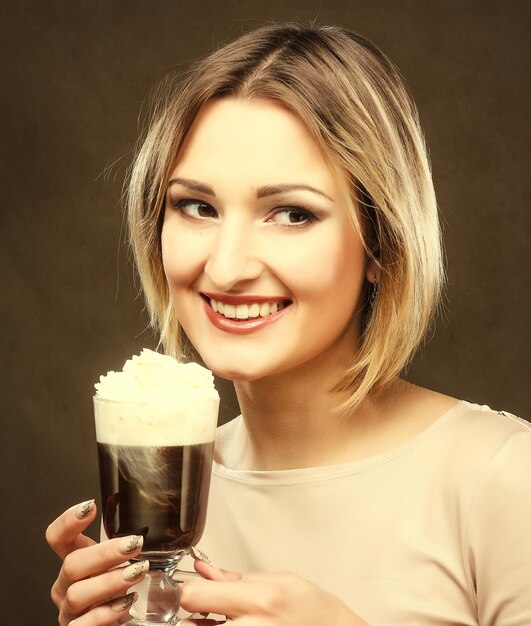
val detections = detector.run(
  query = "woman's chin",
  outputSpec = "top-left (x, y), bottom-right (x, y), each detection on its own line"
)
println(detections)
top-left (210, 366), bottom-right (264, 383)
top-left (199, 355), bottom-right (268, 383)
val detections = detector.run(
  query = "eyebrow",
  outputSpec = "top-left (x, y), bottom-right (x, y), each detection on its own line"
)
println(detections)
top-left (168, 177), bottom-right (214, 196)
top-left (257, 183), bottom-right (333, 202)
top-left (168, 177), bottom-right (333, 202)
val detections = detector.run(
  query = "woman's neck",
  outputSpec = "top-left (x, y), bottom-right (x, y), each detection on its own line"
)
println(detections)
top-left (229, 369), bottom-right (456, 471)
top-left (232, 342), bottom-right (391, 470)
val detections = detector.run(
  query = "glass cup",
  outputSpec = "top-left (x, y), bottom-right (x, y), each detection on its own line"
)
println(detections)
top-left (94, 396), bottom-right (219, 625)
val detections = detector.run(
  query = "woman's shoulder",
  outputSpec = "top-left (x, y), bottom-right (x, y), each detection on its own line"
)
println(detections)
top-left (428, 399), bottom-right (531, 488)
top-left (450, 400), bottom-right (530, 445)
top-left (372, 382), bottom-right (530, 468)
top-left (396, 383), bottom-right (530, 452)
top-left (370, 383), bottom-right (530, 480)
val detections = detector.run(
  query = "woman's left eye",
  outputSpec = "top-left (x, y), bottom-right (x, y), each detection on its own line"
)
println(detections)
top-left (268, 207), bottom-right (317, 227)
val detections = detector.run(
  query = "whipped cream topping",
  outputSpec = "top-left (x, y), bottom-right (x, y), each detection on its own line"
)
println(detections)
top-left (94, 349), bottom-right (219, 446)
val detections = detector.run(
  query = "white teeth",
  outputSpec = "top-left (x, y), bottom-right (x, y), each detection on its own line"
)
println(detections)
top-left (209, 297), bottom-right (288, 320)
top-left (236, 304), bottom-right (249, 319)
top-left (224, 304), bottom-right (236, 318)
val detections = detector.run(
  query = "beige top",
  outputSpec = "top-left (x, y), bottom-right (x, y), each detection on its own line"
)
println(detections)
top-left (198, 401), bottom-right (531, 625)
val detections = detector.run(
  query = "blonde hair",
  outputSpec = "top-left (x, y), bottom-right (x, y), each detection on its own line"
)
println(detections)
top-left (127, 23), bottom-right (444, 412)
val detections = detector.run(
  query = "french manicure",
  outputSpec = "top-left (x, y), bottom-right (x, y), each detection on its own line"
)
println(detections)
top-left (74, 499), bottom-right (95, 520)
top-left (122, 559), bottom-right (149, 581)
top-left (119, 535), bottom-right (144, 555)
top-left (111, 591), bottom-right (138, 612)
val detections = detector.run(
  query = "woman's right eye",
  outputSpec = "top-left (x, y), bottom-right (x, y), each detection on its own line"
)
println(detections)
top-left (171, 199), bottom-right (218, 220)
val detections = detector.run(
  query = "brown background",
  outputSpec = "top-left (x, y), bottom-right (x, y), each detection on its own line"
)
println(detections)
top-left (1, 1), bottom-right (529, 623)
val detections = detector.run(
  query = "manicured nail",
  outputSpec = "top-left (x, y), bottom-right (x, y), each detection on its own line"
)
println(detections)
top-left (74, 499), bottom-right (95, 520)
top-left (122, 559), bottom-right (149, 581)
top-left (119, 535), bottom-right (144, 555)
top-left (189, 546), bottom-right (214, 567)
top-left (111, 592), bottom-right (138, 612)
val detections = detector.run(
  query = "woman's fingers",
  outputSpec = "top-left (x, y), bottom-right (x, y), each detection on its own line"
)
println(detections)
top-left (181, 578), bottom-right (270, 617)
top-left (46, 502), bottom-right (148, 626)
top-left (60, 560), bottom-right (149, 622)
top-left (184, 564), bottom-right (275, 618)
top-left (53, 534), bottom-right (144, 600)
top-left (46, 500), bottom-right (98, 559)
top-left (181, 572), bottom-right (306, 620)
top-left (64, 591), bottom-right (139, 626)
top-left (193, 560), bottom-right (242, 582)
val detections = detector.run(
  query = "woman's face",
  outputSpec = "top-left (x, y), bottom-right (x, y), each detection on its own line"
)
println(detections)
top-left (161, 98), bottom-right (373, 382)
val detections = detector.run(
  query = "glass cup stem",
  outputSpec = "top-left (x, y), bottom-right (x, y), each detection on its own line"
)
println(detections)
top-left (127, 552), bottom-right (208, 625)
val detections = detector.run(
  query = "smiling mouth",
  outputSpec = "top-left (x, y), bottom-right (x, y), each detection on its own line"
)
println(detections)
top-left (201, 295), bottom-right (292, 321)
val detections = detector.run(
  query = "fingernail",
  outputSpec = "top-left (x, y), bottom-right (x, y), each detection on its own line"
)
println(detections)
top-left (119, 535), bottom-right (144, 555)
top-left (111, 591), bottom-right (138, 612)
top-left (74, 499), bottom-right (95, 520)
top-left (122, 559), bottom-right (149, 581)
top-left (189, 546), bottom-right (215, 567)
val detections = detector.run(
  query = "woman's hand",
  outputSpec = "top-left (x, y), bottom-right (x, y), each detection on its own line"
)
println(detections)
top-left (179, 560), bottom-right (369, 626)
top-left (46, 500), bottom-right (148, 625)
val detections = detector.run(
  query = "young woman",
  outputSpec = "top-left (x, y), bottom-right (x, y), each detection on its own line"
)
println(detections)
top-left (46, 23), bottom-right (531, 626)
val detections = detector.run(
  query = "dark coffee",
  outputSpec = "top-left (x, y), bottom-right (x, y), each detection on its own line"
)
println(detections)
top-left (97, 441), bottom-right (214, 555)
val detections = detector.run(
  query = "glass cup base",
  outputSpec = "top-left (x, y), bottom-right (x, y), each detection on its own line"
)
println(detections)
top-left (125, 555), bottom-right (208, 625)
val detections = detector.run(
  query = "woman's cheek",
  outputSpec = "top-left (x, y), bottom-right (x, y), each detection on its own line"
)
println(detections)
top-left (161, 229), bottom-right (203, 284)
top-left (276, 241), bottom-right (349, 296)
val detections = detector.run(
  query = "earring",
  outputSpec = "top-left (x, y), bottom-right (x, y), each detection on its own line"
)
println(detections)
top-left (368, 281), bottom-right (378, 309)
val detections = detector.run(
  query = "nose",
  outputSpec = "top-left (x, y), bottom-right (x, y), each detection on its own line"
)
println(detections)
top-left (204, 217), bottom-right (263, 291)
